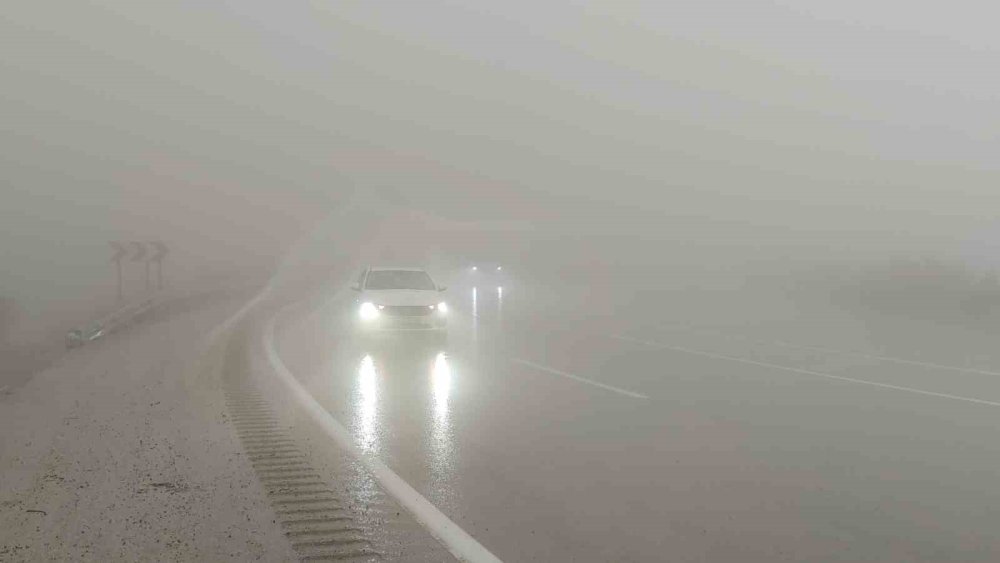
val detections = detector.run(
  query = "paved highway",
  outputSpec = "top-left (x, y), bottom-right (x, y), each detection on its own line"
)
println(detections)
top-left (268, 277), bottom-right (1000, 562)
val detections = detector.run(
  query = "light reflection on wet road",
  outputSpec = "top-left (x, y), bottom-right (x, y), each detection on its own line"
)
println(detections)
top-left (430, 353), bottom-right (456, 499)
top-left (354, 354), bottom-right (379, 454)
top-left (278, 279), bottom-right (1000, 562)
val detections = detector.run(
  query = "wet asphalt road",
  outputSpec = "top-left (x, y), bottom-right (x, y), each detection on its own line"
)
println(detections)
top-left (274, 279), bottom-right (1000, 562)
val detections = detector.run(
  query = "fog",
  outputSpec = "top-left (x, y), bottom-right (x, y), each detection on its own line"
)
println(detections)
top-left (8, 4), bottom-right (1000, 560)
top-left (4, 0), bottom-right (1000, 336)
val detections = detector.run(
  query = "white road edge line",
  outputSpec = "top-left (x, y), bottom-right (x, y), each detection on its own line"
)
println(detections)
top-left (263, 315), bottom-right (503, 563)
top-left (612, 334), bottom-right (1000, 408)
top-left (205, 284), bottom-right (273, 346)
top-left (512, 358), bottom-right (649, 400)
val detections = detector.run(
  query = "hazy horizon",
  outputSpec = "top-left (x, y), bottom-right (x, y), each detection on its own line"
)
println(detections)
top-left (4, 0), bottom-right (1000, 325)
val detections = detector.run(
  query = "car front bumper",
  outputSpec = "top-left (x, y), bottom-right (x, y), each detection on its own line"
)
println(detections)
top-left (359, 315), bottom-right (446, 332)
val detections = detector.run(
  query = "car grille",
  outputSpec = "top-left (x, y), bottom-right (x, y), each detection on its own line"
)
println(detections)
top-left (381, 305), bottom-right (433, 317)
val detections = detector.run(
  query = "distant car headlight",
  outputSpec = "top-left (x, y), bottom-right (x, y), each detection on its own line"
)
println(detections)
top-left (436, 302), bottom-right (448, 314)
top-left (359, 302), bottom-right (379, 321)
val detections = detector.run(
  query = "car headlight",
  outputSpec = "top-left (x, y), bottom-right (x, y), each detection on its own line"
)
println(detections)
top-left (359, 302), bottom-right (379, 321)
top-left (436, 302), bottom-right (448, 314)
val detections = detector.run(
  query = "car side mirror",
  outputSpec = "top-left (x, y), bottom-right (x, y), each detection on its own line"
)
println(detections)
top-left (351, 284), bottom-right (362, 292)
top-left (437, 285), bottom-right (448, 292)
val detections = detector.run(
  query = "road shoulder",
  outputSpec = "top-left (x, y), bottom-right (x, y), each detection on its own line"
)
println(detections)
top-left (0, 296), bottom-right (296, 561)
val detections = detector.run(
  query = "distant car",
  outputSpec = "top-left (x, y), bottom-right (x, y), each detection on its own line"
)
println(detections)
top-left (351, 267), bottom-right (448, 335)
top-left (468, 263), bottom-right (503, 273)
top-left (467, 263), bottom-right (507, 285)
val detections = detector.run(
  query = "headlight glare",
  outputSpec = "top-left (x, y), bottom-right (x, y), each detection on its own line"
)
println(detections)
top-left (359, 302), bottom-right (379, 321)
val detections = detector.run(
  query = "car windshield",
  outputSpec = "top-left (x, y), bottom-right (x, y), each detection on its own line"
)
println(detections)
top-left (365, 270), bottom-right (436, 290)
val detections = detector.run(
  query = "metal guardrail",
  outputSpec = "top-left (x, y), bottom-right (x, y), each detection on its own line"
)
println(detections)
top-left (65, 293), bottom-right (163, 349)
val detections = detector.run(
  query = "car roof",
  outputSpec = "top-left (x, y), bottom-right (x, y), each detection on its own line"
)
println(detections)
top-left (368, 266), bottom-right (429, 272)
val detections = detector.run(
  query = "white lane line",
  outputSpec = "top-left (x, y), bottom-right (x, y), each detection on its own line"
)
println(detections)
top-left (772, 339), bottom-right (1000, 377)
top-left (612, 334), bottom-right (1000, 409)
top-left (263, 315), bottom-right (503, 563)
top-left (511, 358), bottom-right (649, 400)
top-left (662, 323), bottom-right (1000, 377)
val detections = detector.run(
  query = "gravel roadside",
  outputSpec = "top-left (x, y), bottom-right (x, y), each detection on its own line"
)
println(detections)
top-left (0, 294), bottom-right (296, 562)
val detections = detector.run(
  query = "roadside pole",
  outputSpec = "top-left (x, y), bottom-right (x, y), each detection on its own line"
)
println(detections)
top-left (149, 241), bottom-right (169, 291)
top-left (109, 241), bottom-right (127, 302)
top-left (130, 241), bottom-right (148, 293)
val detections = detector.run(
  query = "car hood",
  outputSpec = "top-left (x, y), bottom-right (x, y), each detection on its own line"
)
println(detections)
top-left (364, 289), bottom-right (441, 306)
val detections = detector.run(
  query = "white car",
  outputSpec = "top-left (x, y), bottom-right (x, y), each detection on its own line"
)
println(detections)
top-left (351, 267), bottom-right (448, 334)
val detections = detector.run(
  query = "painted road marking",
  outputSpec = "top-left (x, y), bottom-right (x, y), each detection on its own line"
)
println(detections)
top-left (661, 323), bottom-right (1000, 378)
top-left (512, 358), bottom-right (649, 400)
top-left (770, 339), bottom-right (1000, 377)
top-left (264, 315), bottom-right (503, 563)
top-left (612, 334), bottom-right (1000, 408)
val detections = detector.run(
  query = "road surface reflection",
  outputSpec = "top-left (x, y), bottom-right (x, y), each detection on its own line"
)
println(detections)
top-left (430, 352), bottom-right (456, 498)
top-left (355, 354), bottom-right (379, 454)
top-left (432, 352), bottom-right (451, 424)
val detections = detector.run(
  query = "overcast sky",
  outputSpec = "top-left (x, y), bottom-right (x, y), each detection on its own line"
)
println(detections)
top-left (3, 0), bottom-right (1000, 315)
